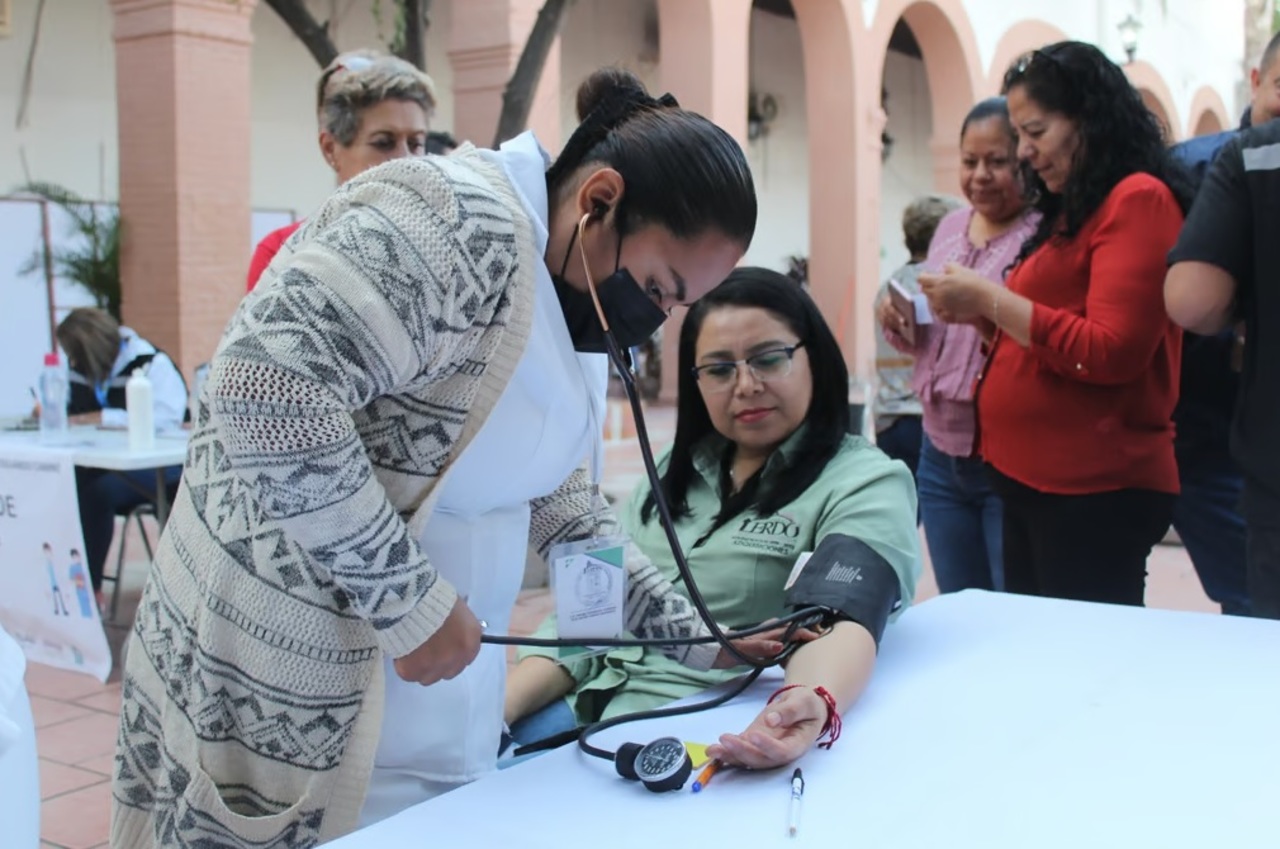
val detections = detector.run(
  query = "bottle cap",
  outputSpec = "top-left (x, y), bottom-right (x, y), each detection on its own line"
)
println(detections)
top-left (43, 353), bottom-right (59, 367)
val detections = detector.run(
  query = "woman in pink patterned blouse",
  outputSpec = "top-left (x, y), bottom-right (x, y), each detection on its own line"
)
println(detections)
top-left (878, 97), bottom-right (1037, 594)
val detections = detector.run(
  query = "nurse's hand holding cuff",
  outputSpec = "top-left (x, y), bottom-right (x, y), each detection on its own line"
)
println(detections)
top-left (712, 620), bottom-right (820, 669)
top-left (393, 596), bottom-right (483, 686)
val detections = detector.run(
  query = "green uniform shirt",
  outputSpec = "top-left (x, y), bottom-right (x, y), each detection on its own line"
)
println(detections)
top-left (518, 431), bottom-right (921, 723)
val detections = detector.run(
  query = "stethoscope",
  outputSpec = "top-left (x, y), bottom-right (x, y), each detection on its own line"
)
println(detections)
top-left (476, 216), bottom-right (827, 775)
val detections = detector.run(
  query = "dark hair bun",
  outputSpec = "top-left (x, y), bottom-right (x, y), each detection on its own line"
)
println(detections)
top-left (575, 66), bottom-right (650, 122)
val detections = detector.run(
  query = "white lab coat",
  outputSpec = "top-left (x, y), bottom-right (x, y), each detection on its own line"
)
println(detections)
top-left (360, 133), bottom-right (608, 826)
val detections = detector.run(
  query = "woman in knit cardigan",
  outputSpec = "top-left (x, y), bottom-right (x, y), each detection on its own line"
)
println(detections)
top-left (112, 68), bottom-right (761, 846)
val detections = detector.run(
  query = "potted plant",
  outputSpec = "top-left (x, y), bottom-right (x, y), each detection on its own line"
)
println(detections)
top-left (14, 182), bottom-right (122, 320)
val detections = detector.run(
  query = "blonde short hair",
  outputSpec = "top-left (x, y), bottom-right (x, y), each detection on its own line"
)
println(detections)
top-left (56, 308), bottom-right (121, 385)
top-left (317, 50), bottom-right (437, 146)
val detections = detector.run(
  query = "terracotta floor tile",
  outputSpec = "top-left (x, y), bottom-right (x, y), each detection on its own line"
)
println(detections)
top-left (40, 783), bottom-right (112, 849)
top-left (77, 753), bottom-right (117, 777)
top-left (24, 665), bottom-right (107, 702)
top-left (35, 712), bottom-right (121, 767)
top-left (28, 695), bottom-right (94, 730)
top-left (39, 759), bottom-right (107, 800)
top-left (75, 684), bottom-right (122, 716)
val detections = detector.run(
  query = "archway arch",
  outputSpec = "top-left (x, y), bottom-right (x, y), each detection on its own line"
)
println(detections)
top-left (869, 0), bottom-right (984, 181)
top-left (986, 19), bottom-right (1071, 94)
top-left (1124, 60), bottom-right (1182, 143)
top-left (1186, 84), bottom-right (1233, 137)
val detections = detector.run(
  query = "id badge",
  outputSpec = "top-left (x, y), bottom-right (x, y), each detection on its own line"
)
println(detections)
top-left (548, 534), bottom-right (628, 641)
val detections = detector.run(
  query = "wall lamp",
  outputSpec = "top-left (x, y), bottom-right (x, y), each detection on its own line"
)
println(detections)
top-left (747, 91), bottom-right (779, 140)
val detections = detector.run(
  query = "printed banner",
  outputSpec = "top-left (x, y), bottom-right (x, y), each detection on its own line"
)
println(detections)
top-left (0, 447), bottom-right (112, 682)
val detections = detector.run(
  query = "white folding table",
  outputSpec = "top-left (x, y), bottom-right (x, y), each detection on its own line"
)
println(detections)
top-left (330, 591), bottom-right (1280, 848)
top-left (0, 426), bottom-right (188, 525)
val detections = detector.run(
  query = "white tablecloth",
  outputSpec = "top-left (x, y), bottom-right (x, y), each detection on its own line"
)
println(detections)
top-left (329, 591), bottom-right (1280, 848)
top-left (0, 425), bottom-right (188, 471)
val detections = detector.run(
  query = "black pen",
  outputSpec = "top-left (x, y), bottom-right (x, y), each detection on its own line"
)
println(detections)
top-left (788, 767), bottom-right (804, 837)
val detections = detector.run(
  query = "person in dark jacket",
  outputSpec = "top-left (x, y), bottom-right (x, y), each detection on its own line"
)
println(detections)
top-left (1165, 31), bottom-right (1280, 615)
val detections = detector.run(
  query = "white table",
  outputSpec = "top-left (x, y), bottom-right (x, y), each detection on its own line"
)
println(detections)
top-left (331, 591), bottom-right (1280, 848)
top-left (0, 426), bottom-right (188, 525)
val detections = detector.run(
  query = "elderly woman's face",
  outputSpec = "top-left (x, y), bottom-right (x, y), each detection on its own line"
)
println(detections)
top-left (323, 98), bottom-right (429, 184)
top-left (959, 116), bottom-right (1023, 225)
top-left (1007, 84), bottom-right (1081, 195)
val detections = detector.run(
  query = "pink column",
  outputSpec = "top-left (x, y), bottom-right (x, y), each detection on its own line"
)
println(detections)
top-left (110, 0), bottom-right (256, 379)
top-left (448, 0), bottom-right (562, 151)
top-left (793, 0), bottom-right (874, 375)
top-left (654, 0), bottom-right (752, 401)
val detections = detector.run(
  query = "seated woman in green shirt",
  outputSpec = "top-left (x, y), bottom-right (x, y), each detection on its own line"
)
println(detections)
top-left (504, 267), bottom-right (921, 770)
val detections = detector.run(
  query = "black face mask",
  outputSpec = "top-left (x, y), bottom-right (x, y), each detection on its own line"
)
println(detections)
top-left (551, 219), bottom-right (667, 354)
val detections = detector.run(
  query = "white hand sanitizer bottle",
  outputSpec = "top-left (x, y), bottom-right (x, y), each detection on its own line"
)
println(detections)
top-left (127, 365), bottom-right (155, 451)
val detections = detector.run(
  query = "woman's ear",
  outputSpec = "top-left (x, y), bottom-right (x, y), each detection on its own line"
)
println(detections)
top-left (575, 167), bottom-right (626, 221)
top-left (318, 131), bottom-right (339, 171)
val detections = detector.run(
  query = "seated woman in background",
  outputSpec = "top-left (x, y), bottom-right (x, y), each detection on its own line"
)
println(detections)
top-left (246, 49), bottom-right (438, 292)
top-left (56, 308), bottom-right (186, 612)
top-left (504, 267), bottom-right (920, 770)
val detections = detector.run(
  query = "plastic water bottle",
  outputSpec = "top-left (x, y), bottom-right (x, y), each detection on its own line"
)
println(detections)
top-left (37, 353), bottom-right (68, 443)
top-left (127, 366), bottom-right (155, 451)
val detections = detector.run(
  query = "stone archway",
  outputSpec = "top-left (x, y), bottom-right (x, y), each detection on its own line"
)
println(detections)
top-left (1124, 60), bottom-right (1182, 143)
top-left (1187, 85), bottom-right (1233, 137)
top-left (870, 0), bottom-right (984, 194)
top-left (985, 19), bottom-right (1071, 94)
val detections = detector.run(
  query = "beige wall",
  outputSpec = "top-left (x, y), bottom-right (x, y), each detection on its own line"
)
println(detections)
top-left (0, 0), bottom-right (118, 201)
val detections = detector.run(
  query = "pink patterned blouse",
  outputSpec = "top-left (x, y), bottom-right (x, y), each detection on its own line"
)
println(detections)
top-left (883, 206), bottom-right (1038, 457)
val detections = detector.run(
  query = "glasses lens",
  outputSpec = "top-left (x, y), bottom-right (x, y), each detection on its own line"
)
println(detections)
top-left (748, 349), bottom-right (793, 380)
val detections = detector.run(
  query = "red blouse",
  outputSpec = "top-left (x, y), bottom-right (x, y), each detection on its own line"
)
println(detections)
top-left (245, 220), bottom-right (303, 293)
top-left (976, 173), bottom-right (1184, 495)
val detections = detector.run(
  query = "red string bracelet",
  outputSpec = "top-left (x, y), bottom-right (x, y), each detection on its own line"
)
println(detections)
top-left (768, 684), bottom-right (843, 749)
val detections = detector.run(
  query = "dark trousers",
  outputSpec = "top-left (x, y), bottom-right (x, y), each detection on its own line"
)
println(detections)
top-left (75, 465), bottom-right (183, 591)
top-left (988, 468), bottom-right (1175, 606)
top-left (875, 415), bottom-right (923, 484)
top-left (1171, 456), bottom-right (1250, 615)
top-left (1242, 479), bottom-right (1280, 620)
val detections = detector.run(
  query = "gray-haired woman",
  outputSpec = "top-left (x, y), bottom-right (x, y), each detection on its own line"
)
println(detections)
top-left (246, 49), bottom-right (438, 291)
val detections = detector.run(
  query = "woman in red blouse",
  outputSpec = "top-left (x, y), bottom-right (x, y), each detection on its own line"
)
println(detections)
top-left (918, 41), bottom-right (1194, 605)
top-left (246, 50), bottom-right (438, 292)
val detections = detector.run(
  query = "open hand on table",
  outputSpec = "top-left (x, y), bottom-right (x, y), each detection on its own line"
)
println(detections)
top-left (393, 595), bottom-right (483, 686)
top-left (705, 684), bottom-right (827, 769)
top-left (918, 262), bottom-right (998, 325)
top-left (712, 621), bottom-right (821, 669)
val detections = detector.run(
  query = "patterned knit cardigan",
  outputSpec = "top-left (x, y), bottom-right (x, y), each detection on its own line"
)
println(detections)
top-left (111, 148), bottom-right (718, 848)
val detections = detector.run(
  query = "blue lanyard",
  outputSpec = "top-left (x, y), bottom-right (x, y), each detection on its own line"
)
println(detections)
top-left (94, 337), bottom-right (129, 407)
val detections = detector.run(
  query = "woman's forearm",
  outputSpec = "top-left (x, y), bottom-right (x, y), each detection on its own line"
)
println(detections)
top-left (983, 285), bottom-right (1034, 347)
top-left (781, 620), bottom-right (876, 713)
top-left (504, 655), bottom-right (576, 726)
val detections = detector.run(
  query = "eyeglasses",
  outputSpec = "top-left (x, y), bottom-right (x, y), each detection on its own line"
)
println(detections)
top-left (691, 343), bottom-right (805, 393)
top-left (1008, 47), bottom-right (1065, 82)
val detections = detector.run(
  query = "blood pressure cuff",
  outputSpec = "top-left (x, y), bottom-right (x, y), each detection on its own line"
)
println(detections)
top-left (784, 533), bottom-right (901, 647)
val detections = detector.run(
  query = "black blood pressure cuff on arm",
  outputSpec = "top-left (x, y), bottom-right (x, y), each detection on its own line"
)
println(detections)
top-left (784, 533), bottom-right (901, 647)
